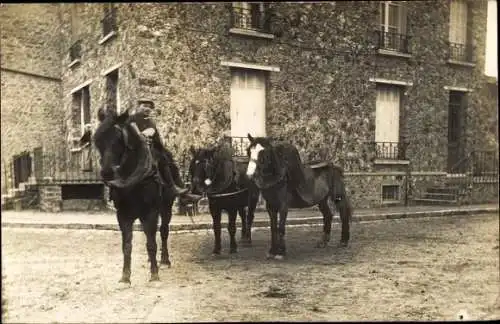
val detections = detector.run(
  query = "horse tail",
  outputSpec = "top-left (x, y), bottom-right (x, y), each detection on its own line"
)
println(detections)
top-left (328, 163), bottom-right (352, 223)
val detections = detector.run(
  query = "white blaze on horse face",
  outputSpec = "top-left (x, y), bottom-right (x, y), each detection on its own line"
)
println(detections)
top-left (246, 143), bottom-right (264, 176)
top-left (204, 179), bottom-right (212, 186)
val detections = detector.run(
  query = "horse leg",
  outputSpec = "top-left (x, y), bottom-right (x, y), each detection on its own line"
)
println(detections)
top-left (142, 210), bottom-right (160, 281)
top-left (335, 196), bottom-right (352, 247)
top-left (316, 198), bottom-right (333, 248)
top-left (117, 215), bottom-right (134, 284)
top-left (238, 206), bottom-right (249, 245)
top-left (266, 202), bottom-right (279, 259)
top-left (228, 209), bottom-right (238, 253)
top-left (245, 192), bottom-right (259, 245)
top-left (159, 202), bottom-right (173, 266)
top-left (210, 204), bottom-right (222, 255)
top-left (275, 205), bottom-right (288, 260)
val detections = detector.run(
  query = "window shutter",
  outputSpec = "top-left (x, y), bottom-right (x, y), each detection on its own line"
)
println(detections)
top-left (379, 1), bottom-right (385, 29)
top-left (399, 2), bottom-right (407, 35)
top-left (449, 0), bottom-right (457, 43)
top-left (466, 2), bottom-right (473, 47)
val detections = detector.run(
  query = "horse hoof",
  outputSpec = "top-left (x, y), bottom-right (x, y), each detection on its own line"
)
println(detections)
top-left (229, 248), bottom-right (238, 254)
top-left (274, 255), bottom-right (285, 261)
top-left (212, 251), bottom-right (221, 257)
top-left (266, 252), bottom-right (275, 259)
top-left (149, 274), bottom-right (160, 282)
top-left (160, 260), bottom-right (171, 267)
top-left (339, 241), bottom-right (349, 248)
top-left (118, 279), bottom-right (131, 289)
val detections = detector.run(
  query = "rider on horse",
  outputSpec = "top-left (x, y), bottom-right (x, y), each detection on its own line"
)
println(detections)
top-left (129, 101), bottom-right (201, 201)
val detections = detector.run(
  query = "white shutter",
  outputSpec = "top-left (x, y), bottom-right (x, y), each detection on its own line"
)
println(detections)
top-left (230, 69), bottom-right (266, 138)
top-left (375, 86), bottom-right (400, 144)
top-left (450, 0), bottom-right (468, 44)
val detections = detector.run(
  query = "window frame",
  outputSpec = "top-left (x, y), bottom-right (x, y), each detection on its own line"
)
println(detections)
top-left (104, 69), bottom-right (120, 114)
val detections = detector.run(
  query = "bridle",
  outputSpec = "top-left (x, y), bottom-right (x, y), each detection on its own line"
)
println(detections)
top-left (193, 154), bottom-right (247, 198)
top-left (248, 144), bottom-right (287, 190)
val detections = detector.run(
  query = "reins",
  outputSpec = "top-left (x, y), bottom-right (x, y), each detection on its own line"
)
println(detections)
top-left (208, 187), bottom-right (248, 198)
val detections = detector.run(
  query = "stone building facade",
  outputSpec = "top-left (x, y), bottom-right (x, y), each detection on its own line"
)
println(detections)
top-left (2, 1), bottom-right (497, 208)
top-left (0, 4), bottom-right (64, 193)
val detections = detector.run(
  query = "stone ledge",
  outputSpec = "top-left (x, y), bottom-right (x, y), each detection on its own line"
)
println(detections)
top-left (229, 28), bottom-right (274, 39)
top-left (98, 31), bottom-right (118, 45)
top-left (374, 159), bottom-right (410, 165)
top-left (377, 49), bottom-right (412, 59)
top-left (68, 59), bottom-right (81, 69)
top-left (446, 59), bottom-right (476, 67)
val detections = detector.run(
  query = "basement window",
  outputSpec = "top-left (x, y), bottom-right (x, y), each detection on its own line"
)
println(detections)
top-left (382, 184), bottom-right (399, 202)
top-left (61, 184), bottom-right (104, 200)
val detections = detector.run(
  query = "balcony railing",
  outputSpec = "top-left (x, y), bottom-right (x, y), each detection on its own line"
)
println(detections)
top-left (376, 30), bottom-right (411, 54)
top-left (230, 6), bottom-right (270, 33)
top-left (101, 7), bottom-right (117, 36)
top-left (448, 42), bottom-right (474, 63)
top-left (69, 40), bottom-right (82, 62)
top-left (229, 136), bottom-right (251, 157)
top-left (374, 142), bottom-right (407, 160)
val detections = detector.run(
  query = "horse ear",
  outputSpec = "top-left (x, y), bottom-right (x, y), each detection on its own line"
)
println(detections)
top-left (116, 109), bottom-right (130, 124)
top-left (247, 133), bottom-right (254, 143)
top-left (97, 107), bottom-right (107, 122)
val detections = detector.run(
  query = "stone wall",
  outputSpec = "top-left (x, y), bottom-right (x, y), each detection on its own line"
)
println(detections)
top-left (56, 2), bottom-right (497, 173)
top-left (0, 4), bottom-right (64, 193)
top-left (58, 3), bottom-right (138, 146)
top-left (39, 185), bottom-right (62, 212)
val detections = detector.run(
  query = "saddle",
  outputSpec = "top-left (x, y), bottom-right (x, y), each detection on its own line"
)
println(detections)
top-left (275, 144), bottom-right (331, 206)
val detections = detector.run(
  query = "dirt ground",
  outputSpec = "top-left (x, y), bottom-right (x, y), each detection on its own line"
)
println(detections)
top-left (2, 213), bottom-right (500, 322)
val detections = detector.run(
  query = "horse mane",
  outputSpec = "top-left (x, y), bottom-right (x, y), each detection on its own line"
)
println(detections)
top-left (250, 137), bottom-right (306, 190)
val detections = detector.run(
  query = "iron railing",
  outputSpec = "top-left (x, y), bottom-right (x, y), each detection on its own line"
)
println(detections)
top-left (101, 7), bottom-right (117, 36)
top-left (471, 150), bottom-right (499, 181)
top-left (36, 146), bottom-right (102, 184)
top-left (374, 141), bottom-right (407, 160)
top-left (69, 40), bottom-right (82, 62)
top-left (376, 30), bottom-right (411, 54)
top-left (230, 136), bottom-right (251, 157)
top-left (230, 5), bottom-right (270, 33)
top-left (448, 42), bottom-right (474, 63)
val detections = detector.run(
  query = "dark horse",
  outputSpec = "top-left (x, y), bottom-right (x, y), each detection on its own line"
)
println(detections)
top-left (92, 108), bottom-right (175, 283)
top-left (246, 134), bottom-right (353, 260)
top-left (189, 144), bottom-right (259, 254)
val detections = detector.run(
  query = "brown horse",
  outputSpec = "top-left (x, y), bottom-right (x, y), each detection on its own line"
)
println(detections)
top-left (92, 108), bottom-right (175, 283)
top-left (246, 134), bottom-right (352, 260)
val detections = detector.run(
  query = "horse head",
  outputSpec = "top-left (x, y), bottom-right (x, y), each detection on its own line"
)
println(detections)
top-left (246, 133), bottom-right (286, 188)
top-left (189, 144), bottom-right (235, 195)
top-left (93, 107), bottom-right (155, 189)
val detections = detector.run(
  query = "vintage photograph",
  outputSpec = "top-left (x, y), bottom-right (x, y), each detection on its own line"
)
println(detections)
top-left (1, 1), bottom-right (498, 322)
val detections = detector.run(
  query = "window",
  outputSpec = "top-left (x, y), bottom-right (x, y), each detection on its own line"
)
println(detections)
top-left (71, 86), bottom-right (91, 136)
top-left (375, 84), bottom-right (404, 160)
top-left (382, 185), bottom-right (400, 201)
top-left (102, 3), bottom-right (117, 36)
top-left (231, 2), bottom-right (269, 32)
top-left (105, 69), bottom-right (120, 113)
top-left (378, 1), bottom-right (409, 53)
top-left (69, 4), bottom-right (82, 63)
top-left (449, 0), bottom-right (472, 62)
top-left (69, 40), bottom-right (82, 63)
top-left (230, 68), bottom-right (267, 154)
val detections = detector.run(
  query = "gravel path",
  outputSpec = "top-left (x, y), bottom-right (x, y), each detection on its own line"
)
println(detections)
top-left (2, 213), bottom-right (499, 322)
